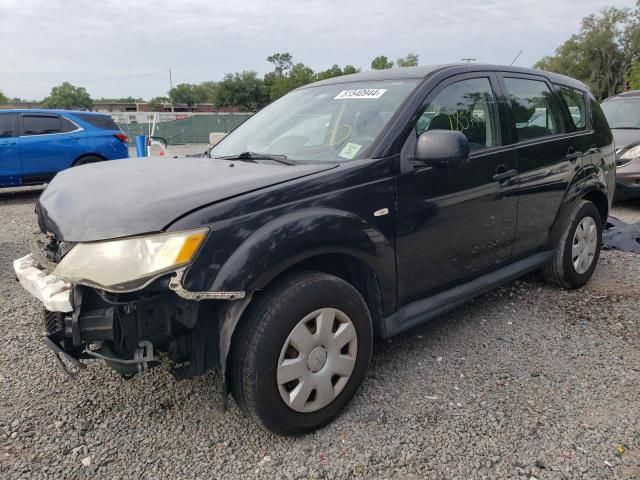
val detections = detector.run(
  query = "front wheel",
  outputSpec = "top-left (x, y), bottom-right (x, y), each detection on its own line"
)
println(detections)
top-left (229, 271), bottom-right (373, 435)
top-left (541, 200), bottom-right (602, 288)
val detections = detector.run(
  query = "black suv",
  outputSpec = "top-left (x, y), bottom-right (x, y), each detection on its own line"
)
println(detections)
top-left (14, 64), bottom-right (615, 435)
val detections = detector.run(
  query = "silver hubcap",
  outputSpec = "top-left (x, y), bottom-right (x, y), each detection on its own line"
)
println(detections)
top-left (572, 216), bottom-right (598, 274)
top-left (277, 308), bottom-right (358, 413)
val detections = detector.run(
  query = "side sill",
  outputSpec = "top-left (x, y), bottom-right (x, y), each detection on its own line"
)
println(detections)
top-left (379, 251), bottom-right (554, 339)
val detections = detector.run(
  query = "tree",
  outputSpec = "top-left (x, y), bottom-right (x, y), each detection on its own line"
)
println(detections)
top-left (535, 6), bottom-right (640, 99)
top-left (0, 90), bottom-right (7, 105)
top-left (316, 64), bottom-right (344, 81)
top-left (266, 52), bottom-right (293, 77)
top-left (41, 82), bottom-right (93, 110)
top-left (316, 64), bottom-right (361, 81)
top-left (343, 65), bottom-right (359, 75)
top-left (371, 55), bottom-right (394, 70)
top-left (269, 63), bottom-right (316, 100)
top-left (396, 53), bottom-right (419, 67)
top-left (169, 83), bottom-right (201, 109)
top-left (214, 71), bottom-right (267, 111)
top-left (148, 96), bottom-right (169, 111)
top-left (193, 81), bottom-right (217, 104)
top-left (627, 63), bottom-right (640, 89)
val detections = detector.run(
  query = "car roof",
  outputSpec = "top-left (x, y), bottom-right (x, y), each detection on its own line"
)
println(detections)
top-left (603, 90), bottom-right (640, 101)
top-left (0, 109), bottom-right (107, 115)
top-left (305, 63), bottom-right (590, 92)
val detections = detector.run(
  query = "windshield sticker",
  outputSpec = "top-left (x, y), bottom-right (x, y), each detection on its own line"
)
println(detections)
top-left (334, 89), bottom-right (387, 100)
top-left (338, 143), bottom-right (362, 159)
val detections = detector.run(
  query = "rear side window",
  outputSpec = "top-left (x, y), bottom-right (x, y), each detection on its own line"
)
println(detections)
top-left (74, 113), bottom-right (119, 131)
top-left (556, 85), bottom-right (587, 130)
top-left (0, 114), bottom-right (16, 138)
top-left (417, 77), bottom-right (500, 151)
top-left (504, 77), bottom-right (563, 141)
top-left (22, 115), bottom-right (62, 135)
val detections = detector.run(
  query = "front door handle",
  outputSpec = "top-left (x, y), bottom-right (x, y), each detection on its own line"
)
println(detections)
top-left (493, 167), bottom-right (517, 183)
top-left (0, 141), bottom-right (17, 146)
top-left (565, 147), bottom-right (582, 163)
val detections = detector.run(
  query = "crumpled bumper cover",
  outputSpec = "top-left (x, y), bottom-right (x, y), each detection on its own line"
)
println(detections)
top-left (13, 254), bottom-right (73, 312)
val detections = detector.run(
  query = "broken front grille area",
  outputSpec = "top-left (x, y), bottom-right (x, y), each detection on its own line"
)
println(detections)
top-left (29, 232), bottom-right (75, 270)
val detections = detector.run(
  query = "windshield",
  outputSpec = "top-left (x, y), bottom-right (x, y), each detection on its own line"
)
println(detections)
top-left (211, 80), bottom-right (419, 163)
top-left (601, 98), bottom-right (640, 129)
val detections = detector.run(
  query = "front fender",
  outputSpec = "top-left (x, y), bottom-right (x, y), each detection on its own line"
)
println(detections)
top-left (209, 208), bottom-right (396, 310)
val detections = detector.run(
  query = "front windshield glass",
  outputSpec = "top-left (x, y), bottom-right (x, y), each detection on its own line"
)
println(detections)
top-left (601, 98), bottom-right (640, 129)
top-left (211, 80), bottom-right (419, 162)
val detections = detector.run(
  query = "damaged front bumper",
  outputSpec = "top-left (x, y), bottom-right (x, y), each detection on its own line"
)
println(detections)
top-left (14, 255), bottom-right (73, 312)
top-left (13, 253), bottom-right (237, 386)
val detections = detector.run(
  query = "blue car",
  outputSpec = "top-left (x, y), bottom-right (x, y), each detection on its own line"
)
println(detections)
top-left (0, 109), bottom-right (129, 187)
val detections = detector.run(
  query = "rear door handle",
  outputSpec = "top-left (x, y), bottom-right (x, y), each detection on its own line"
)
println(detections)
top-left (493, 168), bottom-right (517, 183)
top-left (0, 141), bottom-right (16, 146)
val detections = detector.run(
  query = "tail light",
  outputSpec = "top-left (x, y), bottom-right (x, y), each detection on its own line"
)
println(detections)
top-left (113, 132), bottom-right (128, 143)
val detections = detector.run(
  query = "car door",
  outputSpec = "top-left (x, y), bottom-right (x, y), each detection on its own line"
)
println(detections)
top-left (396, 73), bottom-right (518, 306)
top-left (0, 113), bottom-right (21, 187)
top-left (19, 113), bottom-right (85, 179)
top-left (498, 74), bottom-right (581, 258)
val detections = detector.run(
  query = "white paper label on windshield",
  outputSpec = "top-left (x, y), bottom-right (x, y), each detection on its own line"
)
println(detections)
top-left (338, 143), bottom-right (362, 159)
top-left (334, 89), bottom-right (387, 100)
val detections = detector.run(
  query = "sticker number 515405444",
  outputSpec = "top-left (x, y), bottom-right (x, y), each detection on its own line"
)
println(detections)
top-left (334, 89), bottom-right (387, 99)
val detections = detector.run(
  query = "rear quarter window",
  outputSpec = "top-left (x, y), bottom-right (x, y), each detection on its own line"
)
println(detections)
top-left (555, 85), bottom-right (587, 131)
top-left (74, 113), bottom-right (120, 131)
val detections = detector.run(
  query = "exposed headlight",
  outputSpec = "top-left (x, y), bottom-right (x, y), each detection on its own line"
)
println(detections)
top-left (620, 145), bottom-right (640, 162)
top-left (54, 228), bottom-right (208, 292)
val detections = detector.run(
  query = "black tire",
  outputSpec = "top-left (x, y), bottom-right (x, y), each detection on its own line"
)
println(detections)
top-left (228, 271), bottom-right (373, 436)
top-left (541, 200), bottom-right (602, 289)
top-left (73, 155), bottom-right (103, 166)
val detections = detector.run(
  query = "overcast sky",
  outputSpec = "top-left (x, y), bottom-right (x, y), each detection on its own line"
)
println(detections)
top-left (0, 0), bottom-right (636, 100)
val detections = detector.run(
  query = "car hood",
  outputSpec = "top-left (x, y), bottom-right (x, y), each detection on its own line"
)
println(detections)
top-left (612, 129), bottom-right (640, 150)
top-left (38, 157), bottom-right (336, 242)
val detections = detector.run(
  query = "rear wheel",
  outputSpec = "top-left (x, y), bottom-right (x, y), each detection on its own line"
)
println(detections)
top-left (229, 271), bottom-right (372, 435)
top-left (541, 200), bottom-right (602, 288)
top-left (73, 155), bottom-right (103, 166)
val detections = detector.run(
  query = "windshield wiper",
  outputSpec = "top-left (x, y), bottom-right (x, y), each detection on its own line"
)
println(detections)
top-left (213, 151), bottom-right (294, 165)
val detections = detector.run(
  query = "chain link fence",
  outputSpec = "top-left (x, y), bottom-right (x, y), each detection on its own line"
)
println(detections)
top-left (116, 113), bottom-right (252, 145)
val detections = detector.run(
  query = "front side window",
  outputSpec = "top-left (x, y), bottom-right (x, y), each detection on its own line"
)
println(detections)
top-left (211, 80), bottom-right (419, 163)
top-left (504, 77), bottom-right (563, 141)
top-left (23, 115), bottom-right (62, 136)
top-left (0, 114), bottom-right (16, 138)
top-left (416, 77), bottom-right (499, 151)
top-left (556, 85), bottom-right (587, 130)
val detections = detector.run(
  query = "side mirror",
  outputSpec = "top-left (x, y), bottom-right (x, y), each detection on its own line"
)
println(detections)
top-left (413, 130), bottom-right (470, 168)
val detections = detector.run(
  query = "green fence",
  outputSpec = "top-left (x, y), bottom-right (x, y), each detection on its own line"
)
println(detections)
top-left (117, 114), bottom-right (252, 144)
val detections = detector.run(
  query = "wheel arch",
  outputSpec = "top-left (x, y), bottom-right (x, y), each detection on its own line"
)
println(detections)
top-left (582, 188), bottom-right (608, 225)
top-left (72, 153), bottom-right (106, 166)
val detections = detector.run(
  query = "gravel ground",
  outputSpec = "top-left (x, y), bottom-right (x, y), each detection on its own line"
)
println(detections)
top-left (1, 189), bottom-right (639, 479)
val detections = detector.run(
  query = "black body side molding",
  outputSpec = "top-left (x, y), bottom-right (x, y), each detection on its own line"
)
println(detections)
top-left (379, 251), bottom-right (554, 338)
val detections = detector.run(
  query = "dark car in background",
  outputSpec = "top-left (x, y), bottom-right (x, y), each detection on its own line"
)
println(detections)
top-left (601, 90), bottom-right (640, 199)
top-left (0, 109), bottom-right (128, 188)
top-left (14, 64), bottom-right (614, 435)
